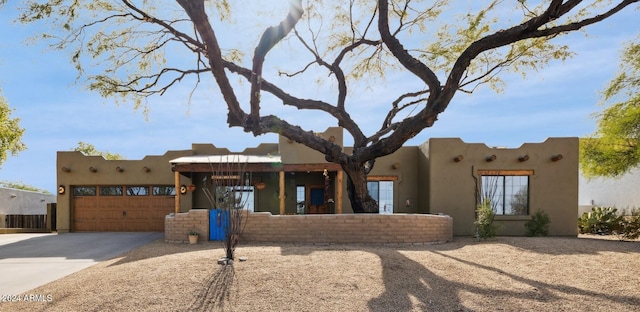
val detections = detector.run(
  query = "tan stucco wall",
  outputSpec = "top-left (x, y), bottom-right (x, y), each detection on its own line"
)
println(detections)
top-left (417, 143), bottom-right (431, 214)
top-left (365, 146), bottom-right (422, 213)
top-left (425, 138), bottom-right (578, 236)
top-left (56, 150), bottom-right (192, 233)
top-left (279, 127), bottom-right (344, 164)
top-left (191, 143), bottom-right (279, 156)
top-left (339, 146), bottom-right (421, 214)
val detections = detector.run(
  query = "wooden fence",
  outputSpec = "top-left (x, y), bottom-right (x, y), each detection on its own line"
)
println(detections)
top-left (4, 215), bottom-right (48, 229)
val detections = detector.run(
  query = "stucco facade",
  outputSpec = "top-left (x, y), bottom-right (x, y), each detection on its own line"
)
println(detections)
top-left (56, 150), bottom-right (193, 233)
top-left (55, 128), bottom-right (579, 236)
top-left (422, 138), bottom-right (578, 236)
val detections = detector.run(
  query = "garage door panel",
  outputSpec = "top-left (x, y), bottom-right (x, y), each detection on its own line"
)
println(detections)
top-left (73, 186), bottom-right (174, 232)
top-left (74, 221), bottom-right (97, 232)
top-left (99, 210), bottom-right (123, 219)
top-left (124, 222), bottom-right (147, 232)
top-left (126, 211), bottom-right (148, 219)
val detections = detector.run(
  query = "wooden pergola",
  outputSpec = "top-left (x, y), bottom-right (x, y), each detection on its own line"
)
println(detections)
top-left (170, 155), bottom-right (344, 215)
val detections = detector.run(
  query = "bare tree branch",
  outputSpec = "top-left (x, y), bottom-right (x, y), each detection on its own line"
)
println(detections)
top-left (247, 0), bottom-right (304, 131)
top-left (176, 0), bottom-right (245, 126)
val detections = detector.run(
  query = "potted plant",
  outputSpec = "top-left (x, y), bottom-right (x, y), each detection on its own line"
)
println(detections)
top-left (187, 184), bottom-right (196, 192)
top-left (188, 230), bottom-right (199, 244)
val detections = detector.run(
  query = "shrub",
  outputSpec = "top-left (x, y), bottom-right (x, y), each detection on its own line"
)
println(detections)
top-left (475, 199), bottom-right (499, 239)
top-left (525, 210), bottom-right (550, 237)
top-left (578, 207), bottom-right (623, 235)
top-left (618, 208), bottom-right (640, 240)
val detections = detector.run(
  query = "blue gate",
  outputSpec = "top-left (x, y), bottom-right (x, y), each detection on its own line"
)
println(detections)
top-left (209, 209), bottom-right (230, 241)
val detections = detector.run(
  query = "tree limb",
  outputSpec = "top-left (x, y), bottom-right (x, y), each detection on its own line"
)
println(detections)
top-left (248, 0), bottom-right (304, 132)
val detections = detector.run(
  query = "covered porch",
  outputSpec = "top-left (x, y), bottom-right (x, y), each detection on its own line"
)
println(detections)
top-left (170, 155), bottom-right (345, 215)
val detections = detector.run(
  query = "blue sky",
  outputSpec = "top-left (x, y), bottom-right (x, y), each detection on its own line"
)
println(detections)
top-left (0, 2), bottom-right (638, 193)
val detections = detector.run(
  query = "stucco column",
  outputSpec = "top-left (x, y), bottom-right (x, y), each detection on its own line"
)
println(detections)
top-left (174, 170), bottom-right (180, 214)
top-left (279, 171), bottom-right (285, 215)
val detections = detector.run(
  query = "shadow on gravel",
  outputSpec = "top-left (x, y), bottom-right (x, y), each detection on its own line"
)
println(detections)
top-left (368, 246), bottom-right (640, 311)
top-left (188, 264), bottom-right (235, 312)
top-left (424, 236), bottom-right (640, 255)
top-left (368, 250), bottom-right (470, 311)
top-left (109, 241), bottom-right (225, 267)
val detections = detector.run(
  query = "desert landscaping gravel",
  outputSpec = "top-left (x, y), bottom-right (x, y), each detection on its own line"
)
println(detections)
top-left (1, 235), bottom-right (639, 312)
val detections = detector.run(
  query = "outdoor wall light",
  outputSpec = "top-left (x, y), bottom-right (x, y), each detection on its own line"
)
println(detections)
top-left (58, 185), bottom-right (65, 194)
top-left (143, 166), bottom-right (151, 173)
top-left (392, 162), bottom-right (400, 169)
top-left (61, 167), bottom-right (71, 173)
top-left (179, 185), bottom-right (187, 195)
top-left (89, 167), bottom-right (98, 173)
top-left (486, 155), bottom-right (497, 162)
top-left (116, 166), bottom-right (124, 172)
top-left (453, 155), bottom-right (464, 162)
top-left (551, 154), bottom-right (563, 161)
top-left (518, 155), bottom-right (530, 162)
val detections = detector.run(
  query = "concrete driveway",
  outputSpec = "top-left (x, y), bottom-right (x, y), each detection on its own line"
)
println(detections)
top-left (0, 232), bottom-right (163, 295)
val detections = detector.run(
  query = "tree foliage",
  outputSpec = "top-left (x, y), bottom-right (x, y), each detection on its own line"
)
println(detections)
top-left (0, 89), bottom-right (26, 168)
top-left (14, 0), bottom-right (639, 212)
top-left (581, 39), bottom-right (640, 177)
top-left (73, 141), bottom-right (124, 160)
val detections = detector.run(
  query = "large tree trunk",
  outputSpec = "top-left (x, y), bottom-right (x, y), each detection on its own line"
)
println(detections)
top-left (343, 161), bottom-right (379, 213)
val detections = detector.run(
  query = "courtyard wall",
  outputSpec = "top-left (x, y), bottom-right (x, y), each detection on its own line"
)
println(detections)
top-left (165, 210), bottom-right (452, 244)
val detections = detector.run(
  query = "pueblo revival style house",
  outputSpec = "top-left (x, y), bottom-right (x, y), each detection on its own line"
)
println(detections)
top-left (56, 127), bottom-right (578, 236)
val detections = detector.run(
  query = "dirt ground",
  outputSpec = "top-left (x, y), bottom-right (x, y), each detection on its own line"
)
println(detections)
top-left (1, 235), bottom-right (639, 312)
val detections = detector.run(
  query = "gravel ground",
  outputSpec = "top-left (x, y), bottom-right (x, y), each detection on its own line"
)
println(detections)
top-left (1, 235), bottom-right (639, 312)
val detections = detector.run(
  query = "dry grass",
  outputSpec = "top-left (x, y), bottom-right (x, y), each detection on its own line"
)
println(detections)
top-left (2, 235), bottom-right (639, 312)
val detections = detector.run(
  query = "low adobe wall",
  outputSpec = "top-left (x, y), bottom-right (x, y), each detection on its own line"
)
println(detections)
top-left (165, 210), bottom-right (209, 243)
top-left (165, 210), bottom-right (453, 244)
top-left (243, 212), bottom-right (452, 244)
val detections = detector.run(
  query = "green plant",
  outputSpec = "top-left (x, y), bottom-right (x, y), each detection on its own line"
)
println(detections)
top-left (618, 208), bottom-right (640, 240)
top-left (578, 207), bottom-right (623, 235)
top-left (525, 210), bottom-right (550, 237)
top-left (188, 230), bottom-right (199, 236)
top-left (475, 199), bottom-right (499, 239)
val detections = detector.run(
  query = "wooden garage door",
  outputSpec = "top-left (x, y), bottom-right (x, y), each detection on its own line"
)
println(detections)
top-left (73, 186), bottom-right (175, 232)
